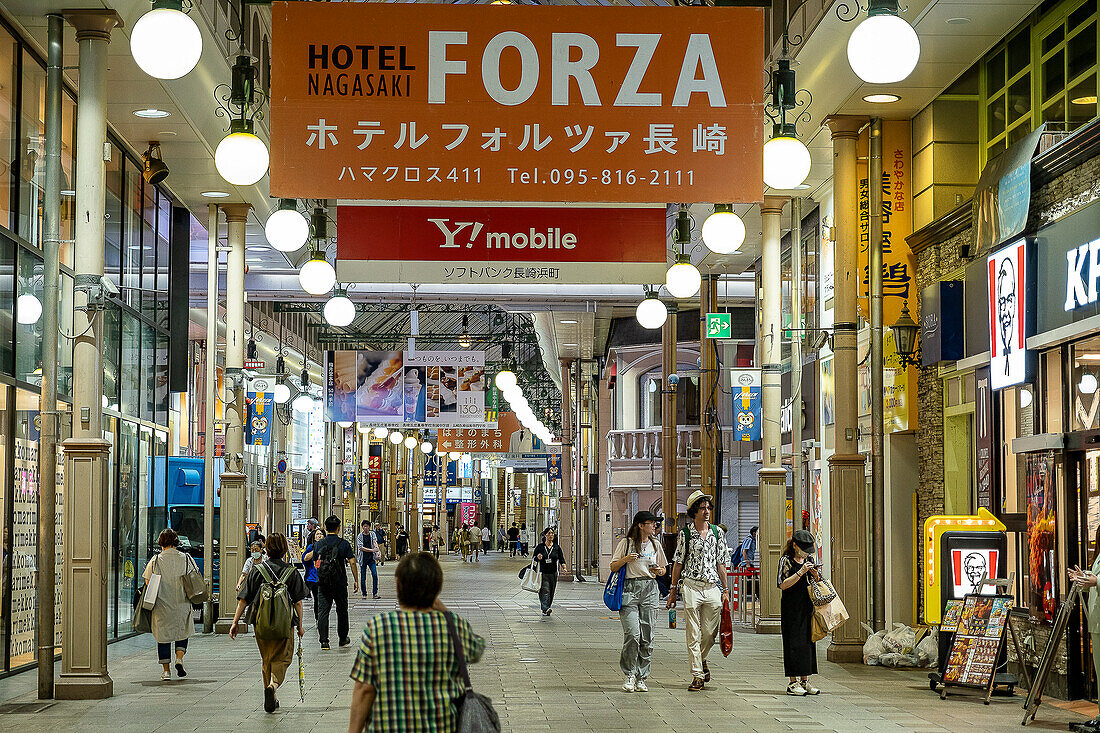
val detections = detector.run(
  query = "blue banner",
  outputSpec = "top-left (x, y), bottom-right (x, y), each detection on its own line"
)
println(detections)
top-left (246, 392), bottom-right (272, 446)
top-left (548, 453), bottom-right (562, 480)
top-left (733, 386), bottom-right (761, 442)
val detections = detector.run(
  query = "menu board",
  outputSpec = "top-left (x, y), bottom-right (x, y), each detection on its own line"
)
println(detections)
top-left (943, 595), bottom-right (1012, 688)
top-left (941, 600), bottom-right (965, 634)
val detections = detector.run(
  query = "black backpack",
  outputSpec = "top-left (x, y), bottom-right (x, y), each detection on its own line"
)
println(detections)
top-left (316, 539), bottom-right (344, 590)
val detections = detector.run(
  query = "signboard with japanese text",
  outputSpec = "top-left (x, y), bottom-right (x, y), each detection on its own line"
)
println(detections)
top-left (337, 204), bottom-right (666, 285)
top-left (987, 239), bottom-right (1031, 390)
top-left (439, 411), bottom-right (527, 454)
top-left (856, 120), bottom-right (914, 326)
top-left (269, 2), bottom-right (764, 203)
top-left (326, 349), bottom-right (487, 425)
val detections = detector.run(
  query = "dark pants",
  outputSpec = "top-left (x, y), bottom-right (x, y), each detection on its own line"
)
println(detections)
top-left (157, 638), bottom-right (188, 664)
top-left (539, 572), bottom-right (558, 613)
top-left (361, 558), bottom-right (378, 596)
top-left (521, 542), bottom-right (529, 556)
top-left (510, 540), bottom-right (519, 556)
top-left (316, 584), bottom-right (349, 645)
top-left (482, 540), bottom-right (490, 553)
top-left (306, 580), bottom-right (318, 610)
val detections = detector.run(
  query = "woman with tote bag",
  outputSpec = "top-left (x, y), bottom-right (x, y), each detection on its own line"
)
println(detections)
top-left (609, 511), bottom-right (667, 693)
top-left (143, 528), bottom-right (196, 681)
top-left (776, 530), bottom-right (822, 696)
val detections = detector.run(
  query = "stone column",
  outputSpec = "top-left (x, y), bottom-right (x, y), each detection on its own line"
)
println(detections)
top-left (56, 9), bottom-right (121, 700)
top-left (661, 304), bottom-right (679, 536)
top-left (558, 358), bottom-right (575, 580)
top-left (825, 114), bottom-right (870, 661)
top-left (215, 203), bottom-right (250, 634)
top-left (699, 274), bottom-right (719, 514)
top-left (757, 195), bottom-right (788, 634)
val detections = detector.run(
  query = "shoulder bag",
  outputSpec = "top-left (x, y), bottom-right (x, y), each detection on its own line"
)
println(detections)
top-left (182, 553), bottom-right (208, 603)
top-left (445, 612), bottom-right (500, 733)
top-left (520, 558), bottom-right (541, 593)
top-left (807, 576), bottom-right (838, 607)
top-left (141, 554), bottom-right (162, 610)
top-left (604, 565), bottom-right (626, 611)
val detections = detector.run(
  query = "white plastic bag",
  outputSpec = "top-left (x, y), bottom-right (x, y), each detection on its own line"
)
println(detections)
top-left (861, 622), bottom-right (886, 665)
top-left (882, 623), bottom-right (917, 655)
top-left (915, 629), bottom-right (938, 668)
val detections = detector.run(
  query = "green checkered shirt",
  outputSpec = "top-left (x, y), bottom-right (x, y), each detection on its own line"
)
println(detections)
top-left (349, 609), bottom-right (486, 732)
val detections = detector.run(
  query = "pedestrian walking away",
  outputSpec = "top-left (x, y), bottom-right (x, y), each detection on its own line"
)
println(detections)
top-left (508, 523), bottom-right (520, 556)
top-left (431, 524), bottom-right (444, 558)
top-left (610, 510), bottom-right (667, 693)
top-left (357, 520), bottom-right (380, 598)
top-left (778, 529), bottom-right (822, 696)
top-left (303, 528), bottom-right (325, 608)
top-left (519, 523), bottom-right (530, 556)
top-left (739, 526), bottom-right (760, 600)
top-left (374, 524), bottom-right (388, 566)
top-left (666, 490), bottom-right (730, 691)
top-left (347, 552), bottom-right (486, 733)
top-left (230, 533), bottom-right (308, 713)
top-left (395, 524), bottom-right (410, 557)
top-left (143, 528), bottom-right (195, 681)
top-left (533, 527), bottom-right (567, 616)
top-left (481, 524), bottom-right (492, 555)
top-left (304, 515), bottom-right (358, 650)
top-left (497, 524), bottom-right (507, 552)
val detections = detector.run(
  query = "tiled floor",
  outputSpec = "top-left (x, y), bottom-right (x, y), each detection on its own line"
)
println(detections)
top-left (0, 551), bottom-right (1090, 731)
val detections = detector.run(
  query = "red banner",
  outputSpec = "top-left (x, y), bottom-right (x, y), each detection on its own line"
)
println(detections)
top-left (337, 204), bottom-right (666, 284)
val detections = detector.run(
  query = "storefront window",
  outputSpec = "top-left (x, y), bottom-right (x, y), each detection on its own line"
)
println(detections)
top-left (0, 27), bottom-right (15, 234)
top-left (0, 236), bottom-right (13, 374)
top-left (120, 313), bottom-right (140, 416)
top-left (1072, 336), bottom-right (1100, 431)
top-left (14, 247), bottom-right (41, 385)
top-left (1026, 452), bottom-right (1058, 623)
top-left (0, 385), bottom-right (8, 671)
top-left (122, 162), bottom-right (142, 310)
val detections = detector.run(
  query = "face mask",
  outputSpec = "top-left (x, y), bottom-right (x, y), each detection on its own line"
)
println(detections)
top-left (251, 551), bottom-right (262, 560)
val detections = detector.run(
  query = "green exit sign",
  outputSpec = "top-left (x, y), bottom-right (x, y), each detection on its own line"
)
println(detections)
top-left (705, 312), bottom-right (731, 339)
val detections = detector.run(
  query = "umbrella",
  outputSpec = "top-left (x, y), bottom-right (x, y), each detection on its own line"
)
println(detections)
top-left (297, 635), bottom-right (305, 702)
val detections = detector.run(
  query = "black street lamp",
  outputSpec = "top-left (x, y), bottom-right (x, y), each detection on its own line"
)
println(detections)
top-left (892, 301), bottom-right (920, 368)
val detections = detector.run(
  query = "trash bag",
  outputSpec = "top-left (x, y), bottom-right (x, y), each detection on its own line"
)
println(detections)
top-left (915, 629), bottom-right (938, 668)
top-left (878, 652), bottom-right (921, 668)
top-left (882, 623), bottom-right (917, 655)
top-left (862, 622), bottom-right (886, 665)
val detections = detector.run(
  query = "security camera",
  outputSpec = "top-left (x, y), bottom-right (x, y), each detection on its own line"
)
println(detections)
top-left (99, 276), bottom-right (119, 296)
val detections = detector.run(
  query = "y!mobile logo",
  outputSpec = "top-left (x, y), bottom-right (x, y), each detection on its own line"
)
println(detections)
top-left (429, 218), bottom-right (578, 250)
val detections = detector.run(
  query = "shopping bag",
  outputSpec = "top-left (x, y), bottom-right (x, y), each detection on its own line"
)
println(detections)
top-left (132, 597), bottom-right (153, 633)
top-left (520, 561), bottom-right (541, 593)
top-left (603, 566), bottom-right (626, 611)
top-left (182, 555), bottom-right (207, 603)
top-left (807, 577), bottom-right (838, 606)
top-left (141, 558), bottom-right (162, 610)
top-left (818, 595), bottom-right (850, 631)
top-left (720, 596), bottom-right (734, 657)
top-left (810, 610), bottom-right (829, 642)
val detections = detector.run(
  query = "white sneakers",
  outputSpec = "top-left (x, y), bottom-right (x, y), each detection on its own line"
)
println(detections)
top-left (634, 678), bottom-right (649, 693)
top-left (622, 674), bottom-right (636, 692)
top-left (161, 670), bottom-right (171, 681)
top-left (786, 681), bottom-right (807, 696)
top-left (803, 682), bottom-right (820, 695)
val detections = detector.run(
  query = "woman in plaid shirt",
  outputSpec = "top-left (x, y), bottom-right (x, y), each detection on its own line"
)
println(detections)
top-left (347, 552), bottom-right (485, 732)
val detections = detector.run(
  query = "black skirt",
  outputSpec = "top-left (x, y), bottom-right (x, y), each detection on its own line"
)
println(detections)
top-left (780, 559), bottom-right (818, 677)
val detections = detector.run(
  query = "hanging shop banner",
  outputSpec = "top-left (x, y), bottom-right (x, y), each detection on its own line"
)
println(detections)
top-left (987, 238), bottom-right (1033, 390)
top-left (337, 204), bottom-right (666, 285)
top-left (729, 369), bottom-right (761, 442)
top-left (269, 2), bottom-right (764, 204)
top-left (438, 411), bottom-right (541, 454)
top-left (857, 329), bottom-right (918, 433)
top-left (548, 453), bottom-right (562, 481)
top-left (245, 392), bottom-right (272, 447)
top-left (856, 120), bottom-right (914, 326)
top-left (499, 455), bottom-right (551, 471)
top-left (973, 124), bottom-right (1045, 257)
top-left (424, 455), bottom-right (458, 487)
top-left (326, 350), bottom-right (486, 425)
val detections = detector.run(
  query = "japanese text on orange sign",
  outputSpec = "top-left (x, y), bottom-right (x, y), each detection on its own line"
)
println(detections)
top-left (270, 3), bottom-right (764, 203)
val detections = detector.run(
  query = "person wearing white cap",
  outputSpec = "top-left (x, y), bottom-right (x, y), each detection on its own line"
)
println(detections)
top-left (665, 490), bottom-right (729, 691)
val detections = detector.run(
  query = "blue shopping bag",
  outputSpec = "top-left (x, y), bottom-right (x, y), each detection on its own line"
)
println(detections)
top-left (603, 566), bottom-right (626, 611)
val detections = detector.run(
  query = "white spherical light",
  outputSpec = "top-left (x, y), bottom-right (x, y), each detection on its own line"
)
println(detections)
top-left (299, 255), bottom-right (336, 295)
top-left (665, 257), bottom-right (701, 299)
top-left (389, 431), bottom-right (404, 445)
top-left (292, 393), bottom-right (314, 413)
top-left (701, 208), bottom-right (746, 254)
top-left (511, 394), bottom-right (529, 411)
top-left (357, 422), bottom-right (369, 434)
top-left (373, 426), bottom-right (390, 439)
top-left (449, 451), bottom-right (461, 460)
top-left (635, 296), bottom-right (668, 330)
top-left (130, 5), bottom-right (202, 80)
top-left (265, 203), bottom-right (310, 252)
top-left (847, 13), bottom-right (920, 85)
top-left (495, 369), bottom-right (517, 390)
top-left (323, 292), bottom-right (355, 327)
top-left (214, 127), bottom-right (269, 186)
top-left (501, 384), bottom-right (522, 403)
top-left (271, 383), bottom-right (291, 404)
top-left (337, 420), bottom-right (352, 429)
top-left (506, 466), bottom-right (515, 474)
top-left (420, 441), bottom-right (433, 454)
top-left (404, 435), bottom-right (418, 449)
top-left (763, 134), bottom-right (812, 190)
top-left (1081, 374), bottom-right (1098, 395)
top-left (16, 293), bottom-right (42, 325)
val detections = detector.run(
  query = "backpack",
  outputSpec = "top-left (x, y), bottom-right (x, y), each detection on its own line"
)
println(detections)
top-left (730, 541), bottom-right (744, 569)
top-left (316, 539), bottom-right (345, 591)
top-left (253, 562), bottom-right (296, 640)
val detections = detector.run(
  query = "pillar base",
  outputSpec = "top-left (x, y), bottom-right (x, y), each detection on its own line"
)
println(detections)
top-left (827, 641), bottom-right (865, 663)
top-left (215, 620), bottom-right (246, 635)
top-left (754, 615), bottom-right (783, 634)
top-left (54, 673), bottom-right (113, 700)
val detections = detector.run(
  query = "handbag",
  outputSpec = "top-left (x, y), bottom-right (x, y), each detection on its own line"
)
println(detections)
top-left (810, 610), bottom-right (829, 642)
top-left (807, 576), bottom-right (838, 607)
top-left (603, 566), bottom-right (626, 611)
top-left (182, 554), bottom-right (208, 603)
top-left (444, 612), bottom-right (501, 733)
top-left (720, 596), bottom-right (734, 657)
top-left (520, 560), bottom-right (541, 593)
top-left (132, 593), bottom-right (153, 633)
top-left (141, 555), bottom-right (162, 610)
top-left (818, 595), bottom-right (850, 631)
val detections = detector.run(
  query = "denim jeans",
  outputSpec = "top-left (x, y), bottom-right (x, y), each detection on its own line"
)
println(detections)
top-left (361, 557), bottom-right (378, 596)
top-left (157, 638), bottom-right (188, 664)
top-left (619, 578), bottom-right (658, 678)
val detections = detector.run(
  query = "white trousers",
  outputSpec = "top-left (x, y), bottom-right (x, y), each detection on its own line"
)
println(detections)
top-left (682, 578), bottom-right (722, 678)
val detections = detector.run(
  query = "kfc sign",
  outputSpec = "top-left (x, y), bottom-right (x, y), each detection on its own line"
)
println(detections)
top-left (337, 204), bottom-right (666, 284)
top-left (270, 3), bottom-right (764, 203)
top-left (950, 548), bottom-right (1000, 598)
top-left (987, 239), bottom-right (1031, 390)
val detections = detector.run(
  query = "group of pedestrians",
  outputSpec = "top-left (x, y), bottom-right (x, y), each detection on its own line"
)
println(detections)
top-left (506, 522), bottom-right (531, 556)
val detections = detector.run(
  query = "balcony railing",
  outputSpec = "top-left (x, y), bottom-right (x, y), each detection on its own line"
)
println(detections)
top-left (606, 426), bottom-right (744, 462)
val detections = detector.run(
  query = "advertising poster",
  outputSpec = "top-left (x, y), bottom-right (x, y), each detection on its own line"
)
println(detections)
top-left (950, 548), bottom-right (1001, 598)
top-left (987, 238), bottom-right (1029, 390)
top-left (439, 411), bottom-right (526, 453)
top-left (1026, 452), bottom-right (1057, 622)
top-left (270, 3), bottom-right (765, 204)
top-left (730, 369), bottom-right (761, 441)
top-left (405, 351), bottom-right (485, 423)
top-left (327, 350), bottom-right (357, 423)
top-left (943, 595), bottom-right (1012, 687)
top-left (548, 453), bottom-right (562, 481)
top-left (245, 392), bottom-right (272, 447)
top-left (356, 350), bottom-right (405, 421)
top-left (821, 357), bottom-right (835, 427)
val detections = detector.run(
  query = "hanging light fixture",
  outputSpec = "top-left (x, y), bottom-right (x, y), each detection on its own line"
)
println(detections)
top-left (141, 141), bottom-right (170, 184)
top-left (337, 421), bottom-right (353, 429)
top-left (265, 199), bottom-right (309, 252)
top-left (449, 451), bottom-right (462, 461)
top-left (404, 435), bottom-right (418, 449)
top-left (16, 293), bottom-right (42, 325)
top-left (701, 204), bottom-right (746, 254)
top-left (324, 286), bottom-right (355, 327)
top-left (763, 59), bottom-right (812, 190)
top-left (495, 342), bottom-right (517, 390)
top-left (356, 422), bottom-right (369, 434)
top-left (292, 392), bottom-right (314, 413)
top-left (389, 430), bottom-right (404, 445)
top-left (635, 287), bottom-right (668, 329)
top-left (213, 54), bottom-right (269, 186)
top-left (420, 441), bottom-right (434, 454)
top-left (847, 0), bottom-right (920, 84)
top-left (271, 383), bottom-right (291, 404)
top-left (458, 314), bottom-right (472, 348)
top-left (373, 426), bottom-right (390, 440)
top-left (299, 208), bottom-right (336, 295)
top-left (891, 300), bottom-right (921, 368)
top-left (130, 0), bottom-right (202, 80)
top-left (665, 207), bottom-right (701, 299)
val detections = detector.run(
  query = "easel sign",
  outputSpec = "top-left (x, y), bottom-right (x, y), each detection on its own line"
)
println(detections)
top-left (941, 593), bottom-right (1014, 703)
top-left (1022, 582), bottom-right (1082, 725)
